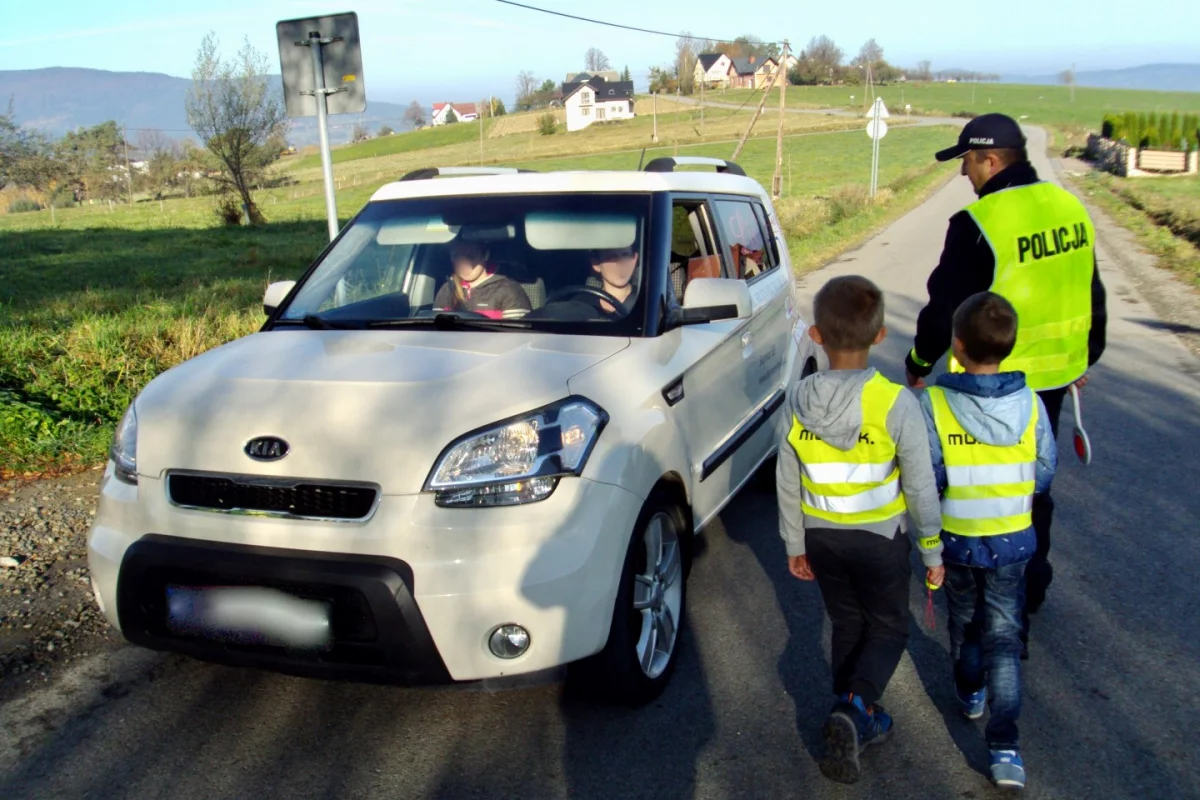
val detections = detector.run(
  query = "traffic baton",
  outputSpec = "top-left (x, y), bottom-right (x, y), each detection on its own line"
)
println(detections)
top-left (1070, 384), bottom-right (1092, 465)
top-left (924, 578), bottom-right (939, 630)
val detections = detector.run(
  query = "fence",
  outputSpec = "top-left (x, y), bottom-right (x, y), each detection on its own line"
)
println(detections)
top-left (1087, 134), bottom-right (1198, 177)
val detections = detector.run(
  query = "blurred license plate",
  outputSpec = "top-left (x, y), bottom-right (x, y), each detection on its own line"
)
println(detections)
top-left (166, 586), bottom-right (332, 650)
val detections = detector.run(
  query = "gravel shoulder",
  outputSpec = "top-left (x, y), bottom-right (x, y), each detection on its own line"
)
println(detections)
top-left (0, 468), bottom-right (124, 703)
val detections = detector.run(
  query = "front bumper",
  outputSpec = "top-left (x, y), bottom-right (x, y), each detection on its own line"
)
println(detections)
top-left (88, 463), bottom-right (642, 683)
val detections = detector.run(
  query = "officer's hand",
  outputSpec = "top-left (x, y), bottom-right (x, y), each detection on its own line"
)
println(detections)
top-left (1074, 374), bottom-right (1089, 389)
top-left (906, 370), bottom-right (926, 389)
top-left (789, 555), bottom-right (815, 581)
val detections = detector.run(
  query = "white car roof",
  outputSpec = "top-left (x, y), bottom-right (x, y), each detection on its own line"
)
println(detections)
top-left (369, 169), bottom-right (770, 204)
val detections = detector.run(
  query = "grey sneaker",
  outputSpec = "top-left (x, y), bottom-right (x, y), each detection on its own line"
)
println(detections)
top-left (990, 749), bottom-right (1026, 790)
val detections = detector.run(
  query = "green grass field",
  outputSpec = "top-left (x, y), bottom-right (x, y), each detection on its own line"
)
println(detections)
top-left (718, 82), bottom-right (1200, 132)
top-left (0, 122), bottom-right (956, 475)
top-left (1075, 171), bottom-right (1200, 287)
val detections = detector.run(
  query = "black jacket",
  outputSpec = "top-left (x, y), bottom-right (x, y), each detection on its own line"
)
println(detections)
top-left (905, 162), bottom-right (1108, 381)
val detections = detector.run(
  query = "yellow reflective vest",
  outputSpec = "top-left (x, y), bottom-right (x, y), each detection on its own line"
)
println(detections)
top-left (786, 373), bottom-right (908, 526)
top-left (949, 182), bottom-right (1095, 391)
top-left (928, 386), bottom-right (1038, 536)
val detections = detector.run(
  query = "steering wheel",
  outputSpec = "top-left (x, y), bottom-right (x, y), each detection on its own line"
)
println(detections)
top-left (543, 285), bottom-right (629, 318)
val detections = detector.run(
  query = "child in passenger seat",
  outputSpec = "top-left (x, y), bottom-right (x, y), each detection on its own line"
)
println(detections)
top-left (432, 239), bottom-right (531, 319)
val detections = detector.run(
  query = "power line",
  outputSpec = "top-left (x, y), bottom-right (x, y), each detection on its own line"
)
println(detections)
top-left (492, 0), bottom-right (786, 45)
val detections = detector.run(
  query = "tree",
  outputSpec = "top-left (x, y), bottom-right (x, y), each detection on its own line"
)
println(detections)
top-left (1, 102), bottom-right (56, 192)
top-left (445, 108), bottom-right (459, 124)
top-left (54, 121), bottom-right (125, 200)
top-left (378, 125), bottom-right (394, 136)
top-left (915, 60), bottom-right (933, 81)
top-left (515, 70), bottom-right (539, 110)
top-left (136, 128), bottom-right (181, 199)
top-left (621, 65), bottom-right (632, 82)
top-left (352, 122), bottom-right (370, 141)
top-left (185, 32), bottom-right (287, 224)
top-left (791, 35), bottom-right (843, 85)
top-left (403, 100), bottom-right (426, 129)
top-left (674, 32), bottom-right (708, 95)
top-left (585, 48), bottom-right (611, 72)
top-left (648, 65), bottom-right (678, 94)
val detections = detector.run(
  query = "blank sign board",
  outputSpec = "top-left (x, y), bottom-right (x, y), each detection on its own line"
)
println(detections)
top-left (276, 12), bottom-right (366, 117)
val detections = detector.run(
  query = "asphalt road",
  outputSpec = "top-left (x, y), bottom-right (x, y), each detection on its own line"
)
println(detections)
top-left (3, 126), bottom-right (1199, 800)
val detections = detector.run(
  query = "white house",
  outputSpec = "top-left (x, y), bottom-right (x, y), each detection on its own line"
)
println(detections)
top-left (562, 75), bottom-right (635, 132)
top-left (431, 102), bottom-right (479, 125)
top-left (693, 53), bottom-right (733, 88)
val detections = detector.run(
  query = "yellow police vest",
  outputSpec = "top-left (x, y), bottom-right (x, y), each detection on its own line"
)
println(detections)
top-left (949, 182), bottom-right (1095, 391)
top-left (928, 386), bottom-right (1038, 536)
top-left (786, 373), bottom-right (907, 526)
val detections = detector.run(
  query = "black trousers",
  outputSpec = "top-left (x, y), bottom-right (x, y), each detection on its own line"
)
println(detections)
top-left (806, 527), bottom-right (912, 706)
top-left (1027, 386), bottom-right (1068, 615)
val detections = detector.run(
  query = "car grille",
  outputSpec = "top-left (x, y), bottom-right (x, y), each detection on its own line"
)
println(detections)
top-left (167, 473), bottom-right (378, 521)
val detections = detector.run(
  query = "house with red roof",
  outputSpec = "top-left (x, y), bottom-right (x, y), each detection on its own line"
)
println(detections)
top-left (431, 102), bottom-right (479, 125)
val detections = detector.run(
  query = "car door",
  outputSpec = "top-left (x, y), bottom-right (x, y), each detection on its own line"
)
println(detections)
top-left (701, 195), bottom-right (792, 499)
top-left (662, 195), bottom-right (753, 526)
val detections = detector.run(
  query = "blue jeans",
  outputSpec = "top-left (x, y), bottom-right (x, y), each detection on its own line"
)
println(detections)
top-left (944, 560), bottom-right (1027, 751)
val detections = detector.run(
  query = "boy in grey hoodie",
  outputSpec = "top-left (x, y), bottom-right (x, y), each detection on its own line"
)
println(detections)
top-left (776, 275), bottom-right (945, 785)
top-left (919, 292), bottom-right (1056, 791)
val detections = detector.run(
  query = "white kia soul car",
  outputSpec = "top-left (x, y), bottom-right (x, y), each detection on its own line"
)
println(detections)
top-left (87, 157), bottom-right (822, 705)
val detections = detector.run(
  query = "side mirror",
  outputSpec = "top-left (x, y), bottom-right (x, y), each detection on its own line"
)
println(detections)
top-left (263, 280), bottom-right (296, 316)
top-left (669, 278), bottom-right (752, 327)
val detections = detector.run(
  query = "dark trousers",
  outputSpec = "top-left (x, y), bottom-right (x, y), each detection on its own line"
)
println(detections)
top-left (1027, 386), bottom-right (1068, 616)
top-left (807, 528), bottom-right (912, 706)
top-left (945, 561), bottom-right (1027, 751)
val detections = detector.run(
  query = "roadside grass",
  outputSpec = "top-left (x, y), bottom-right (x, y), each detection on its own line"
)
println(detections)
top-left (1073, 171), bottom-right (1200, 287)
top-left (0, 124), bottom-right (952, 474)
top-left (719, 83), bottom-right (1200, 128)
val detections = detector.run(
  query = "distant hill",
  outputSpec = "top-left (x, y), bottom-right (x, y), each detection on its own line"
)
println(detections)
top-left (1004, 63), bottom-right (1200, 93)
top-left (0, 67), bottom-right (415, 147)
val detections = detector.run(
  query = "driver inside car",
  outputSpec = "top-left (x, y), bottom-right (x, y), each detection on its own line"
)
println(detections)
top-left (589, 245), bottom-right (639, 315)
top-left (432, 239), bottom-right (532, 319)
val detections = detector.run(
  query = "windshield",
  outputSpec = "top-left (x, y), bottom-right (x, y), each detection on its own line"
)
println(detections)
top-left (277, 192), bottom-right (653, 334)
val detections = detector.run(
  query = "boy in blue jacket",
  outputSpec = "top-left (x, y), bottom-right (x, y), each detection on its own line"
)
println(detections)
top-left (919, 291), bottom-right (1057, 791)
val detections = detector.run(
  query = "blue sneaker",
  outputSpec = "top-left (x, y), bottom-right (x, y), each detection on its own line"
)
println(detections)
top-left (956, 684), bottom-right (987, 720)
top-left (990, 749), bottom-right (1026, 790)
top-left (819, 694), bottom-right (893, 784)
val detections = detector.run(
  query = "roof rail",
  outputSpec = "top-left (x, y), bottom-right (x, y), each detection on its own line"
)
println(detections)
top-left (642, 156), bottom-right (746, 176)
top-left (399, 166), bottom-right (538, 181)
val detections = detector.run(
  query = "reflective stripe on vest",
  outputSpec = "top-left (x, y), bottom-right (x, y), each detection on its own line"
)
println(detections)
top-left (949, 182), bottom-right (1095, 391)
top-left (787, 373), bottom-right (907, 526)
top-left (928, 386), bottom-right (1039, 536)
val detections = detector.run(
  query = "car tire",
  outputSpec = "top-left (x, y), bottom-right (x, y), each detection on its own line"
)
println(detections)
top-left (572, 490), bottom-right (690, 707)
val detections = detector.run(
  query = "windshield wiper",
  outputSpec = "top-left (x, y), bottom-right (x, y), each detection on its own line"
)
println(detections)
top-left (300, 314), bottom-right (363, 330)
top-left (365, 314), bottom-right (531, 331)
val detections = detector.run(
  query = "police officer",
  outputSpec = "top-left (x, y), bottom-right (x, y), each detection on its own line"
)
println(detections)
top-left (904, 113), bottom-right (1108, 651)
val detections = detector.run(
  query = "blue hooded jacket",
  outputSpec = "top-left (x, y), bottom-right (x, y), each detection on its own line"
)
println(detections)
top-left (919, 372), bottom-right (1057, 568)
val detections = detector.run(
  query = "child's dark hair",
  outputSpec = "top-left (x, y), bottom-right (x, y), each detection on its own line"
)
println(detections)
top-left (953, 291), bottom-right (1019, 364)
top-left (812, 275), bottom-right (885, 350)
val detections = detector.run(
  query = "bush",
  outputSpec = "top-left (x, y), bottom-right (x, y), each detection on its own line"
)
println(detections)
top-left (827, 185), bottom-right (871, 224)
top-left (213, 193), bottom-right (245, 226)
top-left (7, 197), bottom-right (43, 214)
top-left (537, 113), bottom-right (558, 136)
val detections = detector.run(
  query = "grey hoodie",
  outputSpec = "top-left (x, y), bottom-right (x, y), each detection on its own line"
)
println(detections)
top-left (775, 368), bottom-right (944, 567)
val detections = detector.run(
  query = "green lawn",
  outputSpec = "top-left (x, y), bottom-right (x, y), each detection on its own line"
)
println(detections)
top-left (717, 82), bottom-right (1200, 131)
top-left (1073, 171), bottom-right (1200, 287)
top-left (290, 121), bottom-right (483, 170)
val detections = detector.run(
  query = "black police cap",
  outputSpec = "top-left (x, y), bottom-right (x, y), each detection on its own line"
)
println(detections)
top-left (935, 113), bottom-right (1027, 162)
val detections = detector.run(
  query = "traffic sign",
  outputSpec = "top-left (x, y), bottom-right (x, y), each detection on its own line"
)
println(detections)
top-left (863, 97), bottom-right (890, 119)
top-left (866, 119), bottom-right (889, 140)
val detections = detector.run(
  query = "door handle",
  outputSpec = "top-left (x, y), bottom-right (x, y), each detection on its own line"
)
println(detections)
top-left (741, 332), bottom-right (752, 348)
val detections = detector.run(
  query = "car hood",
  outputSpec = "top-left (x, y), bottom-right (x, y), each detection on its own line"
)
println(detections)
top-left (134, 329), bottom-right (629, 494)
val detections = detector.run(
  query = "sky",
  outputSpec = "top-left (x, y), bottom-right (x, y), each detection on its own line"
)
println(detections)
top-left (1, 0), bottom-right (1197, 104)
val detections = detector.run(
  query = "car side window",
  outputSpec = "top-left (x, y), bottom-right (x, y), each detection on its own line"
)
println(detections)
top-left (712, 199), bottom-right (773, 281)
top-left (751, 202), bottom-right (781, 271)
top-left (669, 199), bottom-right (723, 301)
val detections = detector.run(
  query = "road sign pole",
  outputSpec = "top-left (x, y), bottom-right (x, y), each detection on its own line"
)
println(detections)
top-left (308, 32), bottom-right (339, 242)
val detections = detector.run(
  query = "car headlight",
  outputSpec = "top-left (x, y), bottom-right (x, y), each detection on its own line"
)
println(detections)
top-left (425, 397), bottom-right (607, 507)
top-left (110, 402), bottom-right (138, 485)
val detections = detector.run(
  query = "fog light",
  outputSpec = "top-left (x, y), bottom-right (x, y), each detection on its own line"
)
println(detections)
top-left (488, 624), bottom-right (530, 659)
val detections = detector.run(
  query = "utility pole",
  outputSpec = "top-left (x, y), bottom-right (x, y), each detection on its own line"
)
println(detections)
top-left (479, 98), bottom-right (485, 165)
top-left (1070, 62), bottom-right (1076, 102)
top-left (731, 54), bottom-right (782, 161)
top-left (652, 91), bottom-right (658, 143)
top-left (772, 40), bottom-right (789, 200)
top-left (123, 124), bottom-right (133, 206)
top-left (700, 78), bottom-right (705, 136)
